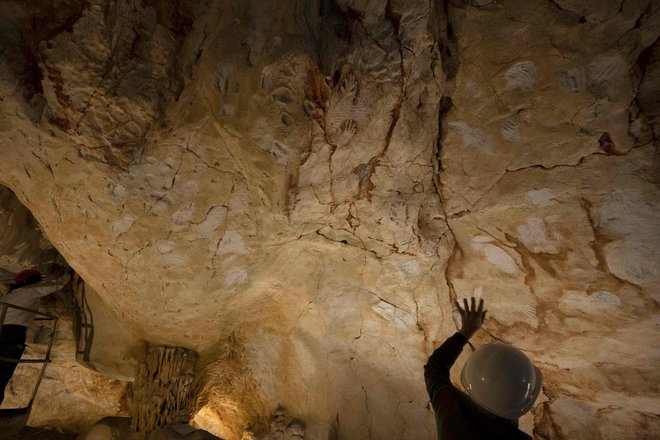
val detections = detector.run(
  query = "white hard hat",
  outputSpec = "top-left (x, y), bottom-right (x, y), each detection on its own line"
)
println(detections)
top-left (460, 342), bottom-right (542, 420)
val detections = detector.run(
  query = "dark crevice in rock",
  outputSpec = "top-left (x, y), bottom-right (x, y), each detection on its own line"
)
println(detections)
top-left (0, 29), bottom-right (43, 102)
top-left (442, 233), bottom-right (463, 313)
top-left (431, 0), bottom-right (460, 80)
top-left (504, 142), bottom-right (651, 173)
top-left (502, 231), bottom-right (564, 279)
top-left (303, 0), bottom-right (353, 76)
top-left (633, 34), bottom-right (660, 145)
top-left (580, 198), bottom-right (609, 274)
top-left (351, 0), bottom-right (406, 201)
top-left (546, 0), bottom-right (584, 22)
top-left (431, 0), bottom-right (459, 182)
top-left (435, 95), bottom-right (453, 172)
top-left (429, 0), bottom-right (462, 327)
top-left (533, 395), bottom-right (563, 440)
top-left (315, 229), bottom-right (382, 260)
top-left (0, 1), bottom-right (88, 118)
top-left (25, 1), bottom-right (88, 43)
top-left (26, 0), bottom-right (195, 170)
top-left (598, 132), bottom-right (617, 154)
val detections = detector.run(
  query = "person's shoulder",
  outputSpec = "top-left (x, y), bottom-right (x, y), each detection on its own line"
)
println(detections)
top-left (508, 422), bottom-right (533, 440)
top-left (2, 286), bottom-right (25, 295)
top-left (431, 382), bottom-right (464, 412)
top-left (0, 288), bottom-right (24, 303)
top-left (7, 283), bottom-right (44, 296)
top-left (440, 385), bottom-right (473, 410)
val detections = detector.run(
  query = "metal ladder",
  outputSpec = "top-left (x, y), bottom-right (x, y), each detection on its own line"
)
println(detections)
top-left (0, 302), bottom-right (58, 436)
top-left (63, 276), bottom-right (94, 364)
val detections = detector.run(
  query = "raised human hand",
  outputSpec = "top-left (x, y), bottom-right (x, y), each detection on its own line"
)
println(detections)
top-left (456, 297), bottom-right (486, 340)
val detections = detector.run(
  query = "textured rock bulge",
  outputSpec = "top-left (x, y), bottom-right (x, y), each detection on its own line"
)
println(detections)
top-left (0, 0), bottom-right (658, 439)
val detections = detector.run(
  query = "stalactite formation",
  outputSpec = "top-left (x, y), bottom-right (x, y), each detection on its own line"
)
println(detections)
top-left (131, 345), bottom-right (198, 434)
top-left (241, 406), bottom-right (305, 440)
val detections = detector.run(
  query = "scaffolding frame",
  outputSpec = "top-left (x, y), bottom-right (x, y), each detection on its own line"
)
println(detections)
top-left (0, 301), bottom-right (58, 411)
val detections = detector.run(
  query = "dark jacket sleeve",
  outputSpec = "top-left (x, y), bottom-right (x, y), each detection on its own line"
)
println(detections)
top-left (424, 332), bottom-right (468, 403)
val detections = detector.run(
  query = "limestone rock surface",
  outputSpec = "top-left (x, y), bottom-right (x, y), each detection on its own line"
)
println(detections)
top-left (0, 186), bottom-right (132, 434)
top-left (0, 0), bottom-right (658, 439)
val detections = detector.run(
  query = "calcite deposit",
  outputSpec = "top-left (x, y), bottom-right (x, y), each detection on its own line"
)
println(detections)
top-left (0, 0), bottom-right (658, 439)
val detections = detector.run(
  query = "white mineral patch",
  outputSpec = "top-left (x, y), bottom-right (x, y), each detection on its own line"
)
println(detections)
top-left (465, 80), bottom-right (479, 96)
top-left (216, 230), bottom-right (248, 255)
top-left (448, 121), bottom-right (492, 151)
top-left (595, 190), bottom-right (657, 238)
top-left (162, 253), bottom-right (188, 266)
top-left (197, 205), bottom-right (228, 239)
top-left (183, 180), bottom-right (199, 193)
top-left (481, 244), bottom-right (519, 275)
top-left (525, 188), bottom-right (557, 207)
top-left (590, 291), bottom-right (622, 307)
top-left (397, 260), bottom-right (421, 278)
top-left (471, 235), bottom-right (494, 243)
top-left (107, 183), bottom-right (126, 204)
top-left (170, 203), bottom-right (194, 227)
top-left (558, 66), bottom-right (585, 94)
top-left (501, 118), bottom-right (521, 141)
top-left (604, 240), bottom-right (658, 286)
top-left (517, 218), bottom-right (549, 245)
top-left (224, 267), bottom-right (248, 288)
top-left (505, 61), bottom-right (537, 92)
top-left (524, 306), bottom-right (537, 319)
top-left (156, 241), bottom-right (176, 254)
top-left (371, 300), bottom-right (416, 331)
top-left (589, 55), bottom-right (626, 89)
top-left (221, 104), bottom-right (234, 116)
top-left (559, 290), bottom-right (622, 315)
top-left (222, 255), bottom-right (237, 265)
top-left (163, 156), bottom-right (178, 169)
top-left (111, 216), bottom-right (135, 239)
top-left (193, 162), bottom-right (208, 173)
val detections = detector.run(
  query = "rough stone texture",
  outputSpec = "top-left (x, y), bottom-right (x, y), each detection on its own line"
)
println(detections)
top-left (66, 276), bottom-right (143, 381)
top-left (132, 345), bottom-right (198, 433)
top-left (81, 416), bottom-right (223, 440)
top-left (3, 312), bottom-right (130, 433)
top-left (0, 186), bottom-right (132, 434)
top-left (0, 0), bottom-right (658, 439)
top-left (0, 186), bottom-right (59, 275)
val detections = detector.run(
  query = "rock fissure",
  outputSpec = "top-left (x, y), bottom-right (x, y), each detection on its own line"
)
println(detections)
top-left (1, 0), bottom-right (658, 438)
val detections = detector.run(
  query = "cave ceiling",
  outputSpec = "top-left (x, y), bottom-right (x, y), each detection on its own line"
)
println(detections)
top-left (0, 0), bottom-right (658, 438)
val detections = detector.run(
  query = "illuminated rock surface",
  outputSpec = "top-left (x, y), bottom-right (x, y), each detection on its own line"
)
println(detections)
top-left (0, 0), bottom-right (658, 438)
top-left (0, 187), bottom-right (130, 434)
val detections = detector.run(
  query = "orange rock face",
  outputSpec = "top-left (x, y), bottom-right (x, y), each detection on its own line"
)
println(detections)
top-left (0, 0), bottom-right (658, 438)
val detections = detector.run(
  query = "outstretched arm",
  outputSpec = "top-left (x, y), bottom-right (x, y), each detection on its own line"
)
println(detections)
top-left (30, 274), bottom-right (71, 298)
top-left (424, 298), bottom-right (487, 402)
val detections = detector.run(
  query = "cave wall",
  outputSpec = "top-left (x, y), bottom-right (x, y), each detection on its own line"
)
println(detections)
top-left (66, 277), bottom-right (143, 380)
top-left (0, 0), bottom-right (658, 439)
top-left (0, 186), bottom-right (59, 277)
top-left (0, 185), bottom-right (132, 433)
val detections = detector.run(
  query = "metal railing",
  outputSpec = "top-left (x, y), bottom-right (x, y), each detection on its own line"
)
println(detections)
top-left (63, 276), bottom-right (94, 364)
top-left (0, 301), bottom-right (58, 410)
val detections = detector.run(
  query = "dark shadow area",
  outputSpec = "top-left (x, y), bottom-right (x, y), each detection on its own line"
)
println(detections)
top-left (6, 426), bottom-right (77, 440)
